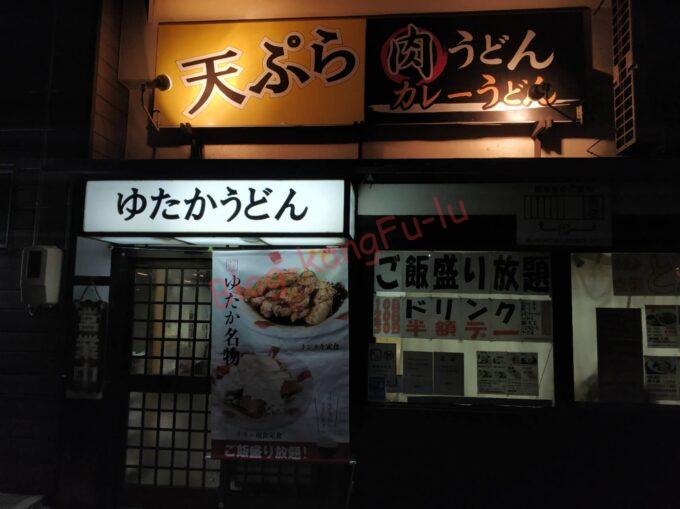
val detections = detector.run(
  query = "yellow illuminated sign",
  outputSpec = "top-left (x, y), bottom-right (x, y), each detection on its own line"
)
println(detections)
top-left (155, 19), bottom-right (365, 127)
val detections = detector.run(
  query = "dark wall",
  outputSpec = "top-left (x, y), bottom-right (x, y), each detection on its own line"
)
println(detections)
top-left (0, 171), bottom-right (73, 495)
top-left (0, 0), bottom-right (101, 502)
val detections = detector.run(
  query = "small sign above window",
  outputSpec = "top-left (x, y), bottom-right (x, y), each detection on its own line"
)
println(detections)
top-left (365, 9), bottom-right (587, 124)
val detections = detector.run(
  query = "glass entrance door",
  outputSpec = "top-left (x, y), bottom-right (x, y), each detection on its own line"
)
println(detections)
top-left (122, 259), bottom-right (220, 505)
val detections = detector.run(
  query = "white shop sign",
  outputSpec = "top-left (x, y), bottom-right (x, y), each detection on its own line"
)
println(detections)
top-left (83, 180), bottom-right (346, 234)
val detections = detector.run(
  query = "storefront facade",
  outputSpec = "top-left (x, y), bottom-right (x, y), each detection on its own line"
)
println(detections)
top-left (3, 1), bottom-right (680, 508)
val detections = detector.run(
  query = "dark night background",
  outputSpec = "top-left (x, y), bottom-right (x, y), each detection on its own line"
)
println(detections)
top-left (2, 1), bottom-right (680, 508)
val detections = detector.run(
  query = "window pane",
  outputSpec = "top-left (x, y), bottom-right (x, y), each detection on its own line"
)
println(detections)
top-left (179, 341), bottom-right (193, 358)
top-left (159, 431), bottom-right (172, 448)
top-left (163, 341), bottom-right (177, 357)
top-left (162, 359), bottom-right (177, 375)
top-left (181, 323), bottom-right (194, 340)
top-left (160, 393), bottom-right (174, 410)
top-left (183, 287), bottom-right (196, 303)
top-left (179, 360), bottom-right (193, 376)
top-left (132, 340), bottom-right (146, 357)
top-left (173, 470), bottom-right (187, 487)
top-left (164, 323), bottom-right (179, 339)
top-left (572, 252), bottom-right (680, 405)
top-left (167, 269), bottom-right (182, 284)
top-left (143, 430), bottom-right (157, 447)
top-left (189, 471), bottom-right (204, 487)
top-left (167, 286), bottom-right (181, 302)
top-left (134, 304), bottom-right (148, 320)
top-left (142, 449), bottom-right (155, 467)
top-left (192, 395), bottom-right (206, 410)
top-left (152, 269), bottom-right (166, 285)
top-left (175, 432), bottom-right (189, 448)
top-left (184, 269), bottom-right (199, 285)
top-left (182, 304), bottom-right (196, 321)
top-left (132, 322), bottom-right (147, 339)
top-left (134, 286), bottom-right (149, 302)
top-left (134, 271), bottom-right (150, 284)
top-left (131, 359), bottom-right (145, 375)
top-left (177, 394), bottom-right (190, 411)
top-left (157, 469), bottom-right (171, 486)
top-left (145, 393), bottom-right (159, 408)
top-left (198, 286), bottom-right (211, 303)
top-left (197, 305), bottom-right (210, 321)
top-left (196, 323), bottom-right (209, 340)
top-left (175, 413), bottom-right (189, 430)
top-left (370, 250), bottom-right (554, 405)
top-left (159, 411), bottom-right (174, 429)
top-left (127, 429), bottom-right (141, 447)
top-left (195, 342), bottom-right (209, 359)
top-left (166, 304), bottom-right (180, 321)
top-left (125, 467), bottom-right (139, 484)
top-left (197, 269), bottom-right (210, 284)
top-left (128, 410), bottom-right (142, 427)
top-left (158, 451), bottom-right (172, 468)
top-left (129, 392), bottom-right (143, 409)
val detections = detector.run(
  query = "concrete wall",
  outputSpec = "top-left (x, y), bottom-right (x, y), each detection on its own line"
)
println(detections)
top-left (119, 0), bottom-right (616, 159)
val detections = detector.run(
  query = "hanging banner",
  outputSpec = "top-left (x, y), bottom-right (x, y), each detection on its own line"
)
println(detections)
top-left (66, 299), bottom-right (107, 399)
top-left (365, 10), bottom-right (586, 124)
top-left (156, 19), bottom-right (365, 127)
top-left (211, 249), bottom-right (349, 462)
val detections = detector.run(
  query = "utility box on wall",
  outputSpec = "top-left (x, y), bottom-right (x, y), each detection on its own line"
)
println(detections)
top-left (20, 246), bottom-right (63, 305)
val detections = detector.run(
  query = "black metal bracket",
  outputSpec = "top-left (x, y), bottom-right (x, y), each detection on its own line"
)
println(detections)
top-left (180, 123), bottom-right (204, 160)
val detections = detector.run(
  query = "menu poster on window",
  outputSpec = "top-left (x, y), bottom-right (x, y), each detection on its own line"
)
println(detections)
top-left (433, 352), bottom-right (464, 396)
top-left (211, 249), bottom-right (349, 462)
top-left (596, 308), bottom-right (644, 403)
top-left (507, 353), bottom-right (539, 396)
top-left (477, 351), bottom-right (509, 394)
top-left (402, 351), bottom-right (434, 394)
top-left (374, 251), bottom-right (403, 292)
top-left (645, 306), bottom-right (679, 348)
top-left (477, 351), bottom-right (539, 396)
top-left (644, 357), bottom-right (678, 400)
top-left (520, 300), bottom-right (553, 339)
top-left (374, 251), bottom-right (551, 295)
top-left (373, 296), bottom-right (402, 338)
top-left (491, 299), bottom-right (521, 340)
top-left (612, 253), bottom-right (680, 296)
top-left (461, 298), bottom-right (492, 340)
top-left (368, 343), bottom-right (398, 401)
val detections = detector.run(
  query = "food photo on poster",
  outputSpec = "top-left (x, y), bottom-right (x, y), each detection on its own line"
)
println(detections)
top-left (210, 249), bottom-right (350, 462)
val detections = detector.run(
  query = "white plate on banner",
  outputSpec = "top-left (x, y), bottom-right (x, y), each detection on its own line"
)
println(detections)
top-left (236, 297), bottom-right (349, 340)
top-left (213, 350), bottom-right (314, 432)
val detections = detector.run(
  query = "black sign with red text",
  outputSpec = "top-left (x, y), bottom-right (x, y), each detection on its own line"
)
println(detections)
top-left (365, 10), bottom-right (587, 124)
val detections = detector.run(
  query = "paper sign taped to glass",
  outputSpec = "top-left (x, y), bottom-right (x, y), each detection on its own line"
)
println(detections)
top-left (155, 19), bottom-right (365, 127)
top-left (211, 249), bottom-right (349, 462)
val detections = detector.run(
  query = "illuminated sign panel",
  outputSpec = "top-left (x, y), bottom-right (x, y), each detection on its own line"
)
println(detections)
top-left (83, 180), bottom-right (346, 234)
top-left (155, 19), bottom-right (365, 127)
top-left (365, 10), bottom-right (587, 124)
